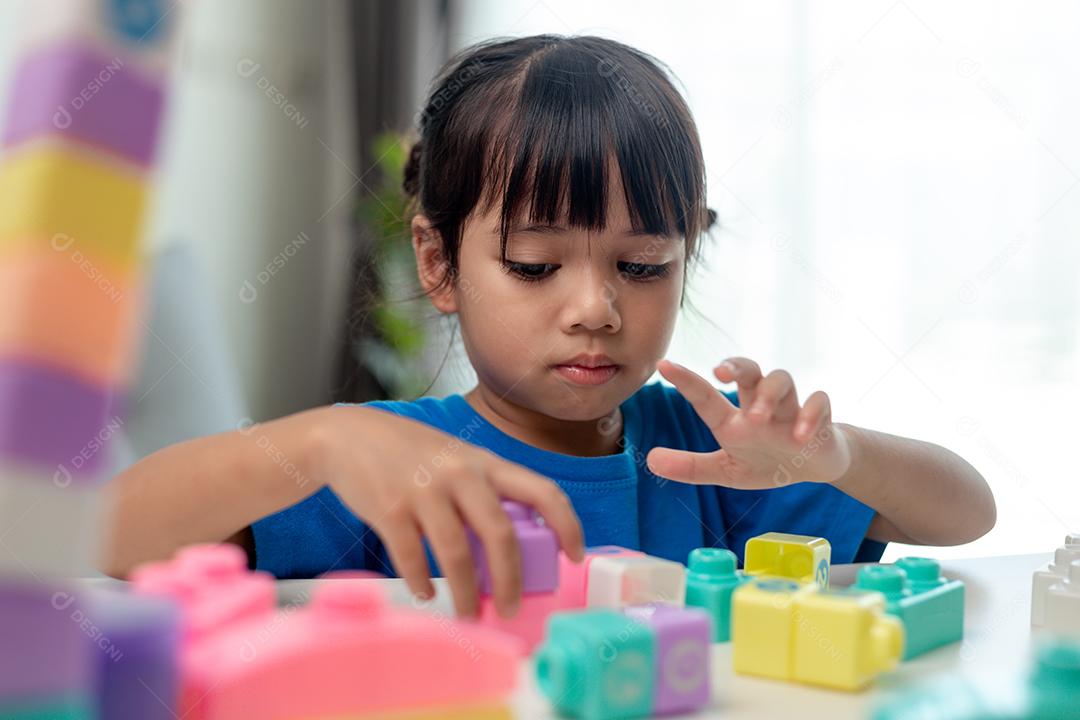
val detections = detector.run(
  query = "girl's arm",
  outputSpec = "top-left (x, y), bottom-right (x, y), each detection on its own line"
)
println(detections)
top-left (101, 404), bottom-right (585, 619)
top-left (832, 423), bottom-right (996, 546)
top-left (101, 408), bottom-right (326, 578)
top-left (646, 358), bottom-right (997, 548)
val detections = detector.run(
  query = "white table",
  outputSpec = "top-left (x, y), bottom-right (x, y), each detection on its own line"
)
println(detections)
top-left (271, 552), bottom-right (1053, 719)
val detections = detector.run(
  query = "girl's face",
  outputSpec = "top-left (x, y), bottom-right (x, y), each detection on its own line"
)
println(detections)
top-left (416, 179), bottom-right (686, 423)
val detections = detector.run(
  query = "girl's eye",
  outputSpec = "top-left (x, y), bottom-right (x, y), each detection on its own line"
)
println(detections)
top-left (504, 262), bottom-right (559, 282)
top-left (617, 261), bottom-right (672, 280)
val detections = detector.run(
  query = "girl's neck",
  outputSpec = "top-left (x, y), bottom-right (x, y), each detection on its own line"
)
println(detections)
top-left (463, 385), bottom-right (623, 457)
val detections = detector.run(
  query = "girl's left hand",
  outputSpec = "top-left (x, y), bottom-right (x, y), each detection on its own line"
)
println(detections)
top-left (645, 358), bottom-right (854, 489)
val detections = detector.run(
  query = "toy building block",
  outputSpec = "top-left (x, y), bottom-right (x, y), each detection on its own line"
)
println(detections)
top-left (3, 41), bottom-right (166, 168)
top-left (0, 250), bottom-right (140, 386)
top-left (0, 360), bottom-right (117, 480)
top-left (469, 500), bottom-right (558, 595)
top-left (87, 589), bottom-right (180, 720)
top-left (684, 547), bottom-right (750, 642)
top-left (468, 500), bottom-right (560, 652)
top-left (0, 464), bottom-right (106, 576)
top-left (179, 581), bottom-right (520, 719)
top-left (557, 545), bottom-right (644, 609)
top-left (744, 532), bottom-right (831, 588)
top-left (130, 543), bottom-right (276, 642)
top-left (732, 578), bottom-right (904, 691)
top-left (535, 609), bottom-right (656, 720)
top-left (853, 557), bottom-right (964, 659)
top-left (0, 579), bottom-right (94, 719)
top-left (587, 555), bottom-right (686, 608)
top-left (622, 604), bottom-right (712, 715)
top-left (1043, 559), bottom-right (1080, 637)
top-left (871, 638), bottom-right (1080, 720)
top-left (1032, 534), bottom-right (1080, 626)
top-left (0, 143), bottom-right (148, 271)
top-left (475, 592), bottom-right (562, 655)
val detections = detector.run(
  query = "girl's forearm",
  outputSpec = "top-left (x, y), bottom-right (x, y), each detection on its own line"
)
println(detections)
top-left (100, 408), bottom-right (328, 578)
top-left (831, 423), bottom-right (996, 546)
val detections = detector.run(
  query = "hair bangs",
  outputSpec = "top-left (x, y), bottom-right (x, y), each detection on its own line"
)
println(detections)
top-left (474, 38), bottom-right (707, 261)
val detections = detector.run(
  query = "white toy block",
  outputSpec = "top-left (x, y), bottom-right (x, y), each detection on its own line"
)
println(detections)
top-left (1032, 540), bottom-right (1080, 626)
top-left (0, 465), bottom-right (104, 577)
top-left (1044, 560), bottom-right (1080, 637)
top-left (586, 555), bottom-right (686, 608)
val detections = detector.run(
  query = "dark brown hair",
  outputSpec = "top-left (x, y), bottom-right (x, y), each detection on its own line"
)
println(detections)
top-left (403, 34), bottom-right (716, 298)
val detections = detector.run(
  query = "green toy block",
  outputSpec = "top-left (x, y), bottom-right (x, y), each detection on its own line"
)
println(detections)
top-left (534, 609), bottom-right (656, 720)
top-left (871, 638), bottom-right (1080, 720)
top-left (684, 547), bottom-right (750, 642)
top-left (854, 557), bottom-right (964, 660)
top-left (0, 696), bottom-right (91, 720)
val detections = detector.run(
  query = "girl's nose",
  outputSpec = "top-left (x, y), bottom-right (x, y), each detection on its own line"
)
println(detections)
top-left (563, 274), bottom-right (622, 334)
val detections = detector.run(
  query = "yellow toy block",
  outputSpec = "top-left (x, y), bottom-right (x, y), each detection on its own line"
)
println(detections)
top-left (744, 532), bottom-right (832, 588)
top-left (0, 141), bottom-right (148, 271)
top-left (0, 249), bottom-right (141, 385)
top-left (732, 578), bottom-right (904, 691)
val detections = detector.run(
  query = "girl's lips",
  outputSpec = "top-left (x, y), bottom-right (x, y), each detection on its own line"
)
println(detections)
top-left (553, 364), bottom-right (620, 386)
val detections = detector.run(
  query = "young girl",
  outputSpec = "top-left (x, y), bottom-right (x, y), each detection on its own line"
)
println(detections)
top-left (104, 34), bottom-right (995, 620)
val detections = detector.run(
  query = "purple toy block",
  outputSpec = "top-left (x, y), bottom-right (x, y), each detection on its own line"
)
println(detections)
top-left (0, 578), bottom-right (94, 704)
top-left (0, 358), bottom-right (119, 480)
top-left (624, 603), bottom-right (712, 715)
top-left (469, 500), bottom-right (559, 595)
top-left (2, 40), bottom-right (166, 167)
top-left (89, 590), bottom-right (181, 720)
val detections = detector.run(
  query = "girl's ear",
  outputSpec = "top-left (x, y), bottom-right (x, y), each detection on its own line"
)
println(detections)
top-left (411, 214), bottom-right (457, 314)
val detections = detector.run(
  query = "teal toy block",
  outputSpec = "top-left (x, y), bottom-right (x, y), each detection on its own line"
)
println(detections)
top-left (872, 638), bottom-right (1080, 720)
top-left (534, 609), bottom-right (656, 720)
top-left (684, 547), bottom-right (750, 642)
top-left (854, 557), bottom-right (964, 660)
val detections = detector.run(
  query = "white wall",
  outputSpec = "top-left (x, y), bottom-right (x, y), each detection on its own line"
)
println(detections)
top-left (451, 0), bottom-right (1080, 561)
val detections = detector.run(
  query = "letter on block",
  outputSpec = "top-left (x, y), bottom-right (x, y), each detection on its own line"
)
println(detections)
top-left (587, 555), bottom-right (686, 608)
top-left (744, 532), bottom-right (831, 588)
top-left (854, 558), bottom-right (964, 660)
top-left (685, 547), bottom-right (750, 642)
top-left (535, 609), bottom-right (656, 720)
top-left (732, 579), bottom-right (904, 691)
top-left (1032, 534), bottom-right (1080, 626)
top-left (623, 604), bottom-right (711, 715)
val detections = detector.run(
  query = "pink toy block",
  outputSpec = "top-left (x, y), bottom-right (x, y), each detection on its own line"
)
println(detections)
top-left (474, 591), bottom-right (563, 655)
top-left (130, 543), bottom-right (275, 641)
top-left (556, 545), bottom-right (644, 609)
top-left (179, 581), bottom-right (520, 719)
top-left (469, 500), bottom-right (559, 595)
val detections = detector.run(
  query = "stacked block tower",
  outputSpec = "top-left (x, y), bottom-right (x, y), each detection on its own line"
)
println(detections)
top-left (0, 0), bottom-right (179, 717)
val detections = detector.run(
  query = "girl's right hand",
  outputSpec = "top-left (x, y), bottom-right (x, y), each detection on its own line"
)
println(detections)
top-left (307, 405), bottom-right (585, 619)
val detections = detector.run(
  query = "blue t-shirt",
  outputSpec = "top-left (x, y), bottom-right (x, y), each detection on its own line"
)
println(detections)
top-left (252, 382), bottom-right (886, 578)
